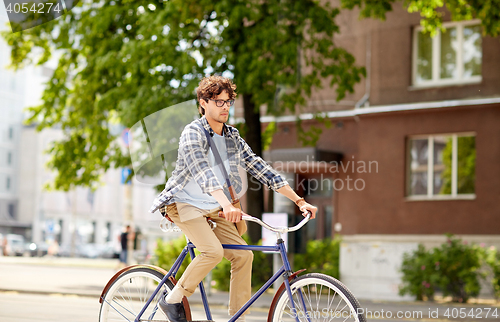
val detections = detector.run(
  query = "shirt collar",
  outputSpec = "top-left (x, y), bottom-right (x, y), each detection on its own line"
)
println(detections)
top-left (200, 115), bottom-right (233, 138)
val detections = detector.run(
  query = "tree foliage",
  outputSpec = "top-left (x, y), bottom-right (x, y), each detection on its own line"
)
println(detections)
top-left (3, 0), bottom-right (497, 193)
top-left (1, 0), bottom-right (365, 191)
top-left (341, 0), bottom-right (500, 37)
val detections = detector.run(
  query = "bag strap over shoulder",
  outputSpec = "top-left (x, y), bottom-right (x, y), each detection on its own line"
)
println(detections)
top-left (197, 122), bottom-right (247, 236)
top-left (197, 123), bottom-right (238, 203)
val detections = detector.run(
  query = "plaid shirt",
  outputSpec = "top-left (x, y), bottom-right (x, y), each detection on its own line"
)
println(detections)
top-left (150, 116), bottom-right (289, 213)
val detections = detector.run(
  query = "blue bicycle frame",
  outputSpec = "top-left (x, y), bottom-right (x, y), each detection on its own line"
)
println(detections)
top-left (134, 238), bottom-right (306, 322)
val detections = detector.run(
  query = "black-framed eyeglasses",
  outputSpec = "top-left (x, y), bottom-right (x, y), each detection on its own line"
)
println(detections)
top-left (205, 98), bottom-right (235, 107)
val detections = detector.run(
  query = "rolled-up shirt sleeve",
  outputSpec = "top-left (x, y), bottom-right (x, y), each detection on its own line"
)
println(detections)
top-left (179, 125), bottom-right (224, 194)
top-left (236, 133), bottom-right (289, 191)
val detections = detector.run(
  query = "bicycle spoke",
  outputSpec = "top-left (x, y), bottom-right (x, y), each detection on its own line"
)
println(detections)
top-left (148, 305), bottom-right (160, 321)
top-left (324, 288), bottom-right (335, 322)
top-left (103, 298), bottom-right (133, 321)
top-left (304, 284), bottom-right (314, 318)
top-left (116, 289), bottom-right (137, 317)
top-left (317, 284), bottom-right (323, 313)
top-left (100, 268), bottom-right (177, 322)
top-left (270, 274), bottom-right (365, 322)
top-left (342, 311), bottom-right (351, 322)
top-left (121, 281), bottom-right (135, 315)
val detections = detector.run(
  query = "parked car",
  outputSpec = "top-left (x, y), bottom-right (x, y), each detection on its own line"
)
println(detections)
top-left (5, 234), bottom-right (26, 256)
top-left (26, 241), bottom-right (49, 257)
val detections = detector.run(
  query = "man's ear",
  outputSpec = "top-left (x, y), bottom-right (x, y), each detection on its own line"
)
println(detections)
top-left (200, 98), bottom-right (207, 109)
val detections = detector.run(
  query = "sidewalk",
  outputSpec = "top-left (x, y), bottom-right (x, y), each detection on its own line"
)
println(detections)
top-left (0, 256), bottom-right (273, 308)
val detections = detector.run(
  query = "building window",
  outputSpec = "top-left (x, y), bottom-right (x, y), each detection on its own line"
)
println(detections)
top-left (6, 176), bottom-right (11, 191)
top-left (106, 222), bottom-right (112, 242)
top-left (7, 152), bottom-right (12, 165)
top-left (8, 204), bottom-right (15, 219)
top-left (413, 21), bottom-right (482, 87)
top-left (8, 127), bottom-right (14, 140)
top-left (406, 133), bottom-right (476, 199)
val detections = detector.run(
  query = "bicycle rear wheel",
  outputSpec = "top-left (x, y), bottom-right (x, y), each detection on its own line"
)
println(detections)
top-left (99, 267), bottom-right (174, 322)
top-left (269, 273), bottom-right (366, 322)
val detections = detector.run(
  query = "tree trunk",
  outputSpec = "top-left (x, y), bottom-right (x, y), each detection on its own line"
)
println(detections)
top-left (242, 93), bottom-right (264, 244)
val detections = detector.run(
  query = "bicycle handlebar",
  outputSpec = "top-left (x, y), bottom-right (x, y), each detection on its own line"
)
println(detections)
top-left (160, 211), bottom-right (311, 234)
top-left (241, 213), bottom-right (311, 234)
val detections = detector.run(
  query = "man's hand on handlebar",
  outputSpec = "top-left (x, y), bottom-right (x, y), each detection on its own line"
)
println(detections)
top-left (221, 204), bottom-right (245, 223)
top-left (297, 201), bottom-right (317, 219)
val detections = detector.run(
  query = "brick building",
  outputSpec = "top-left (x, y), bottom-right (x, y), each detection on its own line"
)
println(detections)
top-left (234, 3), bottom-right (500, 300)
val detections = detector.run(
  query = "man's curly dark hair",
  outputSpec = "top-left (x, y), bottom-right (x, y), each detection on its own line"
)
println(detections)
top-left (196, 75), bottom-right (237, 115)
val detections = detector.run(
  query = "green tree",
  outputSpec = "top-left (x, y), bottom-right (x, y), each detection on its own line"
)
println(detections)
top-left (340, 0), bottom-right (500, 37)
top-left (4, 0), bottom-right (496, 242)
top-left (2, 0), bottom-right (365, 242)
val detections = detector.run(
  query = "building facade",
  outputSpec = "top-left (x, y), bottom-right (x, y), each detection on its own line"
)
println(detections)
top-left (0, 10), bottom-right (169, 257)
top-left (0, 10), bottom-right (33, 236)
top-left (18, 125), bottom-right (168, 258)
top-left (242, 3), bottom-right (500, 300)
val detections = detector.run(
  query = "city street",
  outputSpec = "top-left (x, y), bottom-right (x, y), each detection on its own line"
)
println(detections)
top-left (2, 291), bottom-right (500, 322)
top-left (0, 257), bottom-right (499, 321)
top-left (0, 292), bottom-right (270, 322)
top-left (0, 292), bottom-right (100, 322)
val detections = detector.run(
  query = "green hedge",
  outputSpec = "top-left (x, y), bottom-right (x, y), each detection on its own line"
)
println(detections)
top-left (293, 236), bottom-right (341, 279)
top-left (153, 237), bottom-right (197, 280)
top-left (485, 245), bottom-right (500, 300)
top-left (399, 234), bottom-right (499, 303)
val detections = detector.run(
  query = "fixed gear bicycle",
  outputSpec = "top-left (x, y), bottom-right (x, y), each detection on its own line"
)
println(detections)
top-left (99, 214), bottom-right (367, 322)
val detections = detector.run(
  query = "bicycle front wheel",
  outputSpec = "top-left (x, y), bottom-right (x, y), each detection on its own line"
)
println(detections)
top-left (269, 273), bottom-right (366, 322)
top-left (99, 267), bottom-right (174, 322)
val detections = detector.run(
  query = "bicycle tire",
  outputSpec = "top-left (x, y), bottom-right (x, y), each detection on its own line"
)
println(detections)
top-left (99, 266), bottom-right (180, 322)
top-left (268, 273), bottom-right (366, 322)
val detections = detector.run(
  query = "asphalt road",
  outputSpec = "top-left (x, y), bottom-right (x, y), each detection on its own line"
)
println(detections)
top-left (3, 291), bottom-right (500, 322)
top-left (0, 292), bottom-right (269, 322)
top-left (1, 257), bottom-right (499, 322)
top-left (0, 292), bottom-right (101, 322)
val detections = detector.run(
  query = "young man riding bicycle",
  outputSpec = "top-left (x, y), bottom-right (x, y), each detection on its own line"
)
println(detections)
top-left (150, 75), bottom-right (317, 322)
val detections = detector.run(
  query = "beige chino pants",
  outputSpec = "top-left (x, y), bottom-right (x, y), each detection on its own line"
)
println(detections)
top-left (169, 202), bottom-right (253, 316)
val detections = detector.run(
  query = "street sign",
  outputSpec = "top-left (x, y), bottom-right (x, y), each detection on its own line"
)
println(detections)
top-left (121, 168), bottom-right (132, 184)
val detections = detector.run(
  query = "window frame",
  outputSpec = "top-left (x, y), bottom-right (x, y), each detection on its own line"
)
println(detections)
top-left (412, 20), bottom-right (482, 88)
top-left (405, 132), bottom-right (476, 201)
